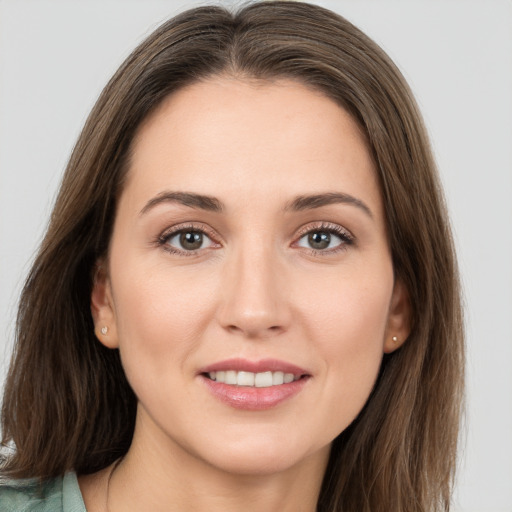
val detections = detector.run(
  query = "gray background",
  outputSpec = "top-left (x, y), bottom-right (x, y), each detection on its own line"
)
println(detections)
top-left (1, 1), bottom-right (511, 510)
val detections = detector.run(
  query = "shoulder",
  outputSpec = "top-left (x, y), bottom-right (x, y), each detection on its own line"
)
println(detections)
top-left (0, 472), bottom-right (86, 512)
top-left (0, 475), bottom-right (62, 512)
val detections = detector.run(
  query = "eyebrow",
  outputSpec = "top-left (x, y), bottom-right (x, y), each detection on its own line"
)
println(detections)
top-left (285, 192), bottom-right (373, 218)
top-left (140, 191), bottom-right (224, 216)
top-left (139, 190), bottom-right (372, 218)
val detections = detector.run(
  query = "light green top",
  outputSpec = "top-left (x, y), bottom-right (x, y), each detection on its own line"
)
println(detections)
top-left (0, 472), bottom-right (86, 512)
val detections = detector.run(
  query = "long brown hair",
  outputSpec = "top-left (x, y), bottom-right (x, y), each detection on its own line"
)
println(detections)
top-left (1, 2), bottom-right (464, 510)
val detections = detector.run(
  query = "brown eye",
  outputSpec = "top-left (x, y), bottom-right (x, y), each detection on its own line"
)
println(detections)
top-left (296, 226), bottom-right (352, 252)
top-left (165, 230), bottom-right (213, 252)
top-left (179, 231), bottom-right (203, 250)
top-left (308, 231), bottom-right (331, 250)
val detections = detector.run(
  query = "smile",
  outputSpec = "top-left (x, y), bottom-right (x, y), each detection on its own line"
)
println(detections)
top-left (199, 359), bottom-right (310, 410)
top-left (207, 370), bottom-right (301, 387)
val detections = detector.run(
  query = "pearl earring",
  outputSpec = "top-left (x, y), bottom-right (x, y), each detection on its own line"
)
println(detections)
top-left (392, 336), bottom-right (398, 343)
top-left (101, 326), bottom-right (108, 335)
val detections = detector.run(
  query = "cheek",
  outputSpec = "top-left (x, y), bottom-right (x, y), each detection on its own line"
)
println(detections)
top-left (296, 264), bottom-right (392, 428)
top-left (109, 259), bottom-right (219, 384)
top-left (298, 259), bottom-right (393, 346)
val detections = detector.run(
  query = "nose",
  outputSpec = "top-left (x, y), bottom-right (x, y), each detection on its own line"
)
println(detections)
top-left (216, 243), bottom-right (291, 339)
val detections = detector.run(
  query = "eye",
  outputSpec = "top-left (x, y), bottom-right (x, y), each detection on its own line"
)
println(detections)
top-left (295, 224), bottom-right (354, 253)
top-left (160, 227), bottom-right (217, 253)
top-left (297, 230), bottom-right (341, 250)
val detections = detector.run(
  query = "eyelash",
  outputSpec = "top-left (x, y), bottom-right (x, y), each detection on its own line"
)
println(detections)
top-left (155, 221), bottom-right (355, 257)
top-left (294, 221), bottom-right (355, 255)
top-left (155, 223), bottom-right (220, 257)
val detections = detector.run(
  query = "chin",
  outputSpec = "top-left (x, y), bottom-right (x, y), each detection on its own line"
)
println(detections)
top-left (198, 436), bottom-right (330, 477)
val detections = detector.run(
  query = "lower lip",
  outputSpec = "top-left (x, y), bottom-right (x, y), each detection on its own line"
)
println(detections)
top-left (200, 375), bottom-right (309, 410)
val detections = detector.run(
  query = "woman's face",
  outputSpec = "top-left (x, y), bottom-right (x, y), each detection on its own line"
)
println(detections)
top-left (92, 77), bottom-right (409, 476)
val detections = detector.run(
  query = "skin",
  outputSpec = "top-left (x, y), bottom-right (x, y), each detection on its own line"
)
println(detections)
top-left (82, 77), bottom-right (410, 512)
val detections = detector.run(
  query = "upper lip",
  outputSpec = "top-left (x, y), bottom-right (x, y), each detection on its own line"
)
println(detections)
top-left (199, 358), bottom-right (310, 376)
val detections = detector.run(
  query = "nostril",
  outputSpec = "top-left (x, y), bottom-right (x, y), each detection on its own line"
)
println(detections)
top-left (224, 323), bottom-right (285, 338)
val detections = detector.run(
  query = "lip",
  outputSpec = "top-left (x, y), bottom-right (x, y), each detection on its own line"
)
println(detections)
top-left (198, 358), bottom-right (311, 411)
top-left (199, 358), bottom-right (309, 375)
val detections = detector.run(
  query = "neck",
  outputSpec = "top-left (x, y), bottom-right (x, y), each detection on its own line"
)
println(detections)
top-left (105, 410), bottom-right (330, 512)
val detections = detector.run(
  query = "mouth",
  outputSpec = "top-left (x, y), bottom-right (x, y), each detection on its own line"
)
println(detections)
top-left (204, 370), bottom-right (304, 387)
top-left (198, 358), bottom-right (310, 410)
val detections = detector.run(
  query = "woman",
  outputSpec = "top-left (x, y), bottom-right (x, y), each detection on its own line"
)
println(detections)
top-left (0, 1), bottom-right (464, 511)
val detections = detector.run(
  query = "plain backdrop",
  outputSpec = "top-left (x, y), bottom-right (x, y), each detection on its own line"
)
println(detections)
top-left (1, 1), bottom-right (511, 510)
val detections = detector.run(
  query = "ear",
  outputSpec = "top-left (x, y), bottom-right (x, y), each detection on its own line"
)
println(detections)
top-left (91, 261), bottom-right (119, 349)
top-left (383, 278), bottom-right (412, 353)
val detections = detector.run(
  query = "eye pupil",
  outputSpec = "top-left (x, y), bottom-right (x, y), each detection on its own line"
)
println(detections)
top-left (180, 231), bottom-right (203, 250)
top-left (308, 231), bottom-right (330, 249)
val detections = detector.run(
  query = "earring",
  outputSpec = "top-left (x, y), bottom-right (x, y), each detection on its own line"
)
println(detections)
top-left (392, 336), bottom-right (398, 343)
top-left (101, 326), bottom-right (108, 335)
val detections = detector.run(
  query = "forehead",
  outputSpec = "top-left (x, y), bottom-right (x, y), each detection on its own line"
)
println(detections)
top-left (123, 77), bottom-right (381, 216)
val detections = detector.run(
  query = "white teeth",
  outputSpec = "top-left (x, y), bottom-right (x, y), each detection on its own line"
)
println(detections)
top-left (272, 371), bottom-right (284, 385)
top-left (208, 370), bottom-right (301, 387)
top-left (284, 373), bottom-right (294, 384)
top-left (225, 370), bottom-right (237, 385)
top-left (255, 371), bottom-right (273, 388)
top-left (237, 371), bottom-right (255, 386)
